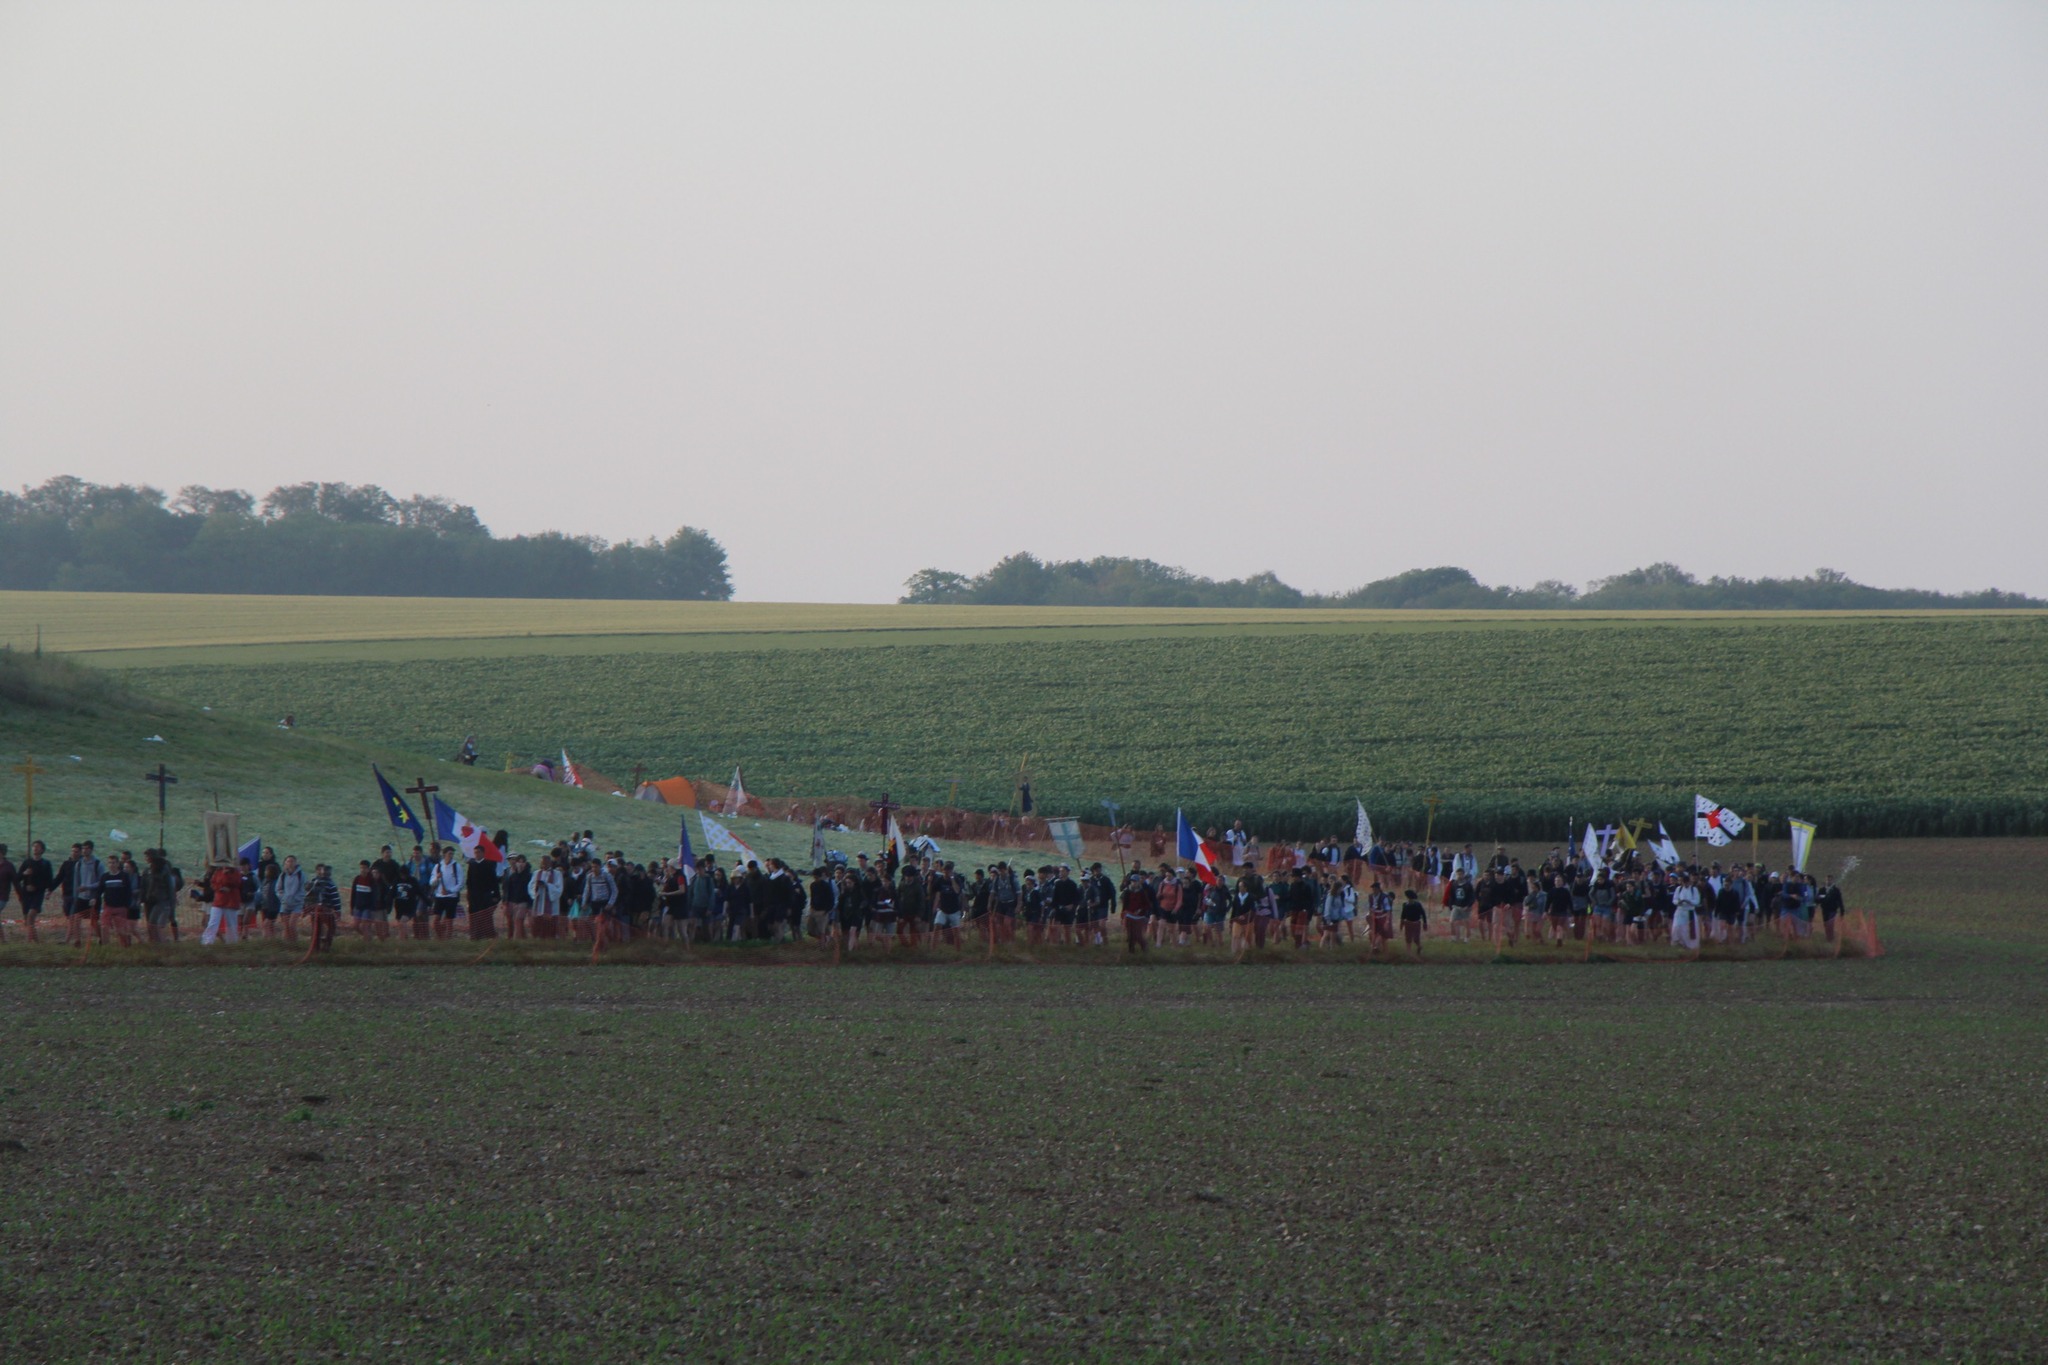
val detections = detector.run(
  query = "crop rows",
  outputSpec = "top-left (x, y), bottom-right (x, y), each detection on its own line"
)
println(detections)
top-left (125, 617), bottom-right (2048, 839)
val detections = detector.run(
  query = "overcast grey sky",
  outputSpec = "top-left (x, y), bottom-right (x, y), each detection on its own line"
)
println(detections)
top-left (3, 2), bottom-right (2044, 601)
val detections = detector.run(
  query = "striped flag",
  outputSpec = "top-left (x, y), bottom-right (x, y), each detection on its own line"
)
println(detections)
top-left (1176, 809), bottom-right (1223, 885)
top-left (1788, 818), bottom-right (1816, 873)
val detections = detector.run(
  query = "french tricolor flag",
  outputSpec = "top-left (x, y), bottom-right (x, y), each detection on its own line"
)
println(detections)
top-left (432, 795), bottom-right (504, 863)
top-left (1176, 809), bottom-right (1224, 886)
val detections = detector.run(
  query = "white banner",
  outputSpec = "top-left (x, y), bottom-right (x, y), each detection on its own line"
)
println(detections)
top-left (1787, 818), bottom-right (1816, 873)
top-left (699, 811), bottom-right (758, 864)
top-left (1354, 800), bottom-right (1372, 850)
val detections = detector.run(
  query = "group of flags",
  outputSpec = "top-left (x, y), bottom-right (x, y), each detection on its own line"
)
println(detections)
top-left (373, 766), bottom-right (503, 863)
top-left (374, 762), bottom-right (778, 884)
top-left (375, 759), bottom-right (1822, 886)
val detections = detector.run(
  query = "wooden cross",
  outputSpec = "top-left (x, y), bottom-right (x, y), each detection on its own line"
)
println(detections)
top-left (406, 776), bottom-right (439, 829)
top-left (869, 793), bottom-right (900, 825)
top-left (13, 754), bottom-right (48, 848)
top-left (144, 763), bottom-right (178, 851)
top-left (1744, 815), bottom-right (1770, 865)
top-left (1422, 795), bottom-right (1443, 846)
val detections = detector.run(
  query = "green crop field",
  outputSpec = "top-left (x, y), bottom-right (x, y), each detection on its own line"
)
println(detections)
top-left (0, 588), bottom-right (1501, 655)
top-left (20, 587), bottom-right (2024, 660)
top-left (105, 614), bottom-right (2048, 840)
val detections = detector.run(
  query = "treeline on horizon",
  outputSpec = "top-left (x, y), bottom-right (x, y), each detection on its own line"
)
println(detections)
top-left (902, 555), bottom-right (2044, 611)
top-left (0, 477), bottom-right (733, 600)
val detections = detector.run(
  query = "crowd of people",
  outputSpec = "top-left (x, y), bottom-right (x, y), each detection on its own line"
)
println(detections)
top-left (0, 826), bottom-right (1847, 955)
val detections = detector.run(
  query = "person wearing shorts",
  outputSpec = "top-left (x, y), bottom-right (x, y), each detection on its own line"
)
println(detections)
top-left (1157, 867), bottom-right (1181, 946)
top-left (350, 861), bottom-right (385, 939)
top-left (1318, 873), bottom-right (1353, 947)
top-left (247, 862), bottom-right (279, 939)
top-left (1229, 870), bottom-right (1263, 953)
top-left (1400, 888), bottom-right (1428, 957)
top-left (1444, 873), bottom-right (1473, 943)
top-left (276, 856), bottom-right (307, 942)
top-left (1048, 869), bottom-right (1079, 945)
top-left (1586, 874), bottom-right (1614, 943)
top-left (96, 854), bottom-right (136, 947)
top-left (14, 841), bottom-right (52, 942)
top-left (390, 871), bottom-right (422, 933)
top-left (1197, 880), bottom-right (1228, 946)
top-left (929, 872), bottom-right (963, 948)
top-left (1365, 882), bottom-right (1393, 952)
top-left (429, 847), bottom-right (465, 939)
top-left (68, 842), bottom-right (104, 947)
top-left (833, 867), bottom-right (867, 949)
top-left (1816, 877), bottom-right (1843, 943)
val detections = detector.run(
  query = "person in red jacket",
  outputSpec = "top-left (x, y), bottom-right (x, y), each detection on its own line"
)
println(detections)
top-left (201, 859), bottom-right (246, 944)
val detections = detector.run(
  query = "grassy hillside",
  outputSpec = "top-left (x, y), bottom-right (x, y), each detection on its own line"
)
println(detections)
top-left (106, 615), bottom-right (2048, 840)
top-left (0, 653), bottom-right (1037, 876)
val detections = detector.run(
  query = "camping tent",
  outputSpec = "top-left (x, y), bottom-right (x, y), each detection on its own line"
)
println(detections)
top-left (633, 777), bottom-right (698, 807)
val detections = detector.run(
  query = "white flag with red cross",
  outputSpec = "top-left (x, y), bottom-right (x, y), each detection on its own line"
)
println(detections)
top-left (1693, 795), bottom-right (1745, 847)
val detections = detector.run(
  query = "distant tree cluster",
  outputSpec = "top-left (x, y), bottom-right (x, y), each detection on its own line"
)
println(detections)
top-left (902, 555), bottom-right (1309, 609)
top-left (902, 555), bottom-right (2041, 610)
top-left (0, 477), bottom-right (732, 600)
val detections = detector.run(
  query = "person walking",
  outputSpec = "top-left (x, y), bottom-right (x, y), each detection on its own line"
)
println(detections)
top-left (1400, 888), bottom-right (1428, 957)
top-left (97, 854), bottom-right (137, 947)
top-left (13, 841), bottom-right (52, 942)
top-left (201, 858), bottom-right (244, 944)
top-left (68, 841), bottom-right (105, 947)
top-left (139, 849), bottom-right (178, 943)
top-left (275, 856), bottom-right (307, 941)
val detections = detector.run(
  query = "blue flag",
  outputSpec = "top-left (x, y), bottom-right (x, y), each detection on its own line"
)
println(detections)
top-left (374, 766), bottom-right (426, 841)
top-left (237, 835), bottom-right (261, 870)
top-left (677, 813), bottom-right (697, 878)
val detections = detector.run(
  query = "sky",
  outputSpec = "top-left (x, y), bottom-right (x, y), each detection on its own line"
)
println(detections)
top-left (3, 2), bottom-right (2044, 602)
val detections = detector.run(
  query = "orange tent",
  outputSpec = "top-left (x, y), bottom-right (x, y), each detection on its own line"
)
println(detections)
top-left (635, 777), bottom-right (698, 807)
